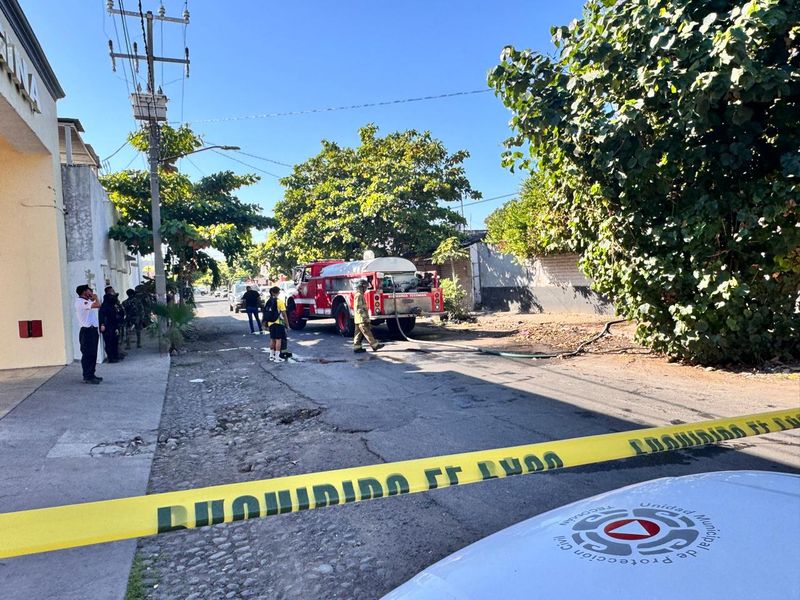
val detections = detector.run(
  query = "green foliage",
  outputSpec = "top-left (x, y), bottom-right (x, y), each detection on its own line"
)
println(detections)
top-left (432, 236), bottom-right (468, 266)
top-left (266, 124), bottom-right (475, 273)
top-left (440, 277), bottom-right (473, 322)
top-left (129, 123), bottom-right (202, 170)
top-left (485, 172), bottom-right (571, 258)
top-left (102, 125), bottom-right (274, 291)
top-left (151, 302), bottom-right (196, 352)
top-left (489, 0), bottom-right (800, 364)
top-left (231, 242), bottom-right (270, 280)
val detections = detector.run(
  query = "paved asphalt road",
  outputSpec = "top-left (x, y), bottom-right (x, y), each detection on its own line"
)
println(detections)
top-left (136, 296), bottom-right (800, 599)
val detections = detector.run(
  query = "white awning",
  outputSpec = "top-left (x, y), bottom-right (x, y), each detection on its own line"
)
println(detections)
top-left (319, 257), bottom-right (417, 278)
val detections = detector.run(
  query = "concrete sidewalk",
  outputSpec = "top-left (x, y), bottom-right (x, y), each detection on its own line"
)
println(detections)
top-left (0, 342), bottom-right (169, 600)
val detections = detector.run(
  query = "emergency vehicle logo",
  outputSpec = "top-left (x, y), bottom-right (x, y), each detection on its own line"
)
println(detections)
top-left (562, 507), bottom-right (703, 557)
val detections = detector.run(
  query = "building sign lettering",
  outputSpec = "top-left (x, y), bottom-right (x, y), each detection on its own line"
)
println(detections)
top-left (0, 20), bottom-right (41, 112)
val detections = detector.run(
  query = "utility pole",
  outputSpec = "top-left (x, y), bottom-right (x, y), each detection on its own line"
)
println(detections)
top-left (107, 1), bottom-right (189, 305)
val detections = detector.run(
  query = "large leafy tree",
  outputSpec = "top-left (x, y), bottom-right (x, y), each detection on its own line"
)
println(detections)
top-left (489, 0), bottom-right (800, 364)
top-left (485, 172), bottom-right (571, 258)
top-left (265, 124), bottom-right (475, 272)
top-left (102, 125), bottom-right (274, 290)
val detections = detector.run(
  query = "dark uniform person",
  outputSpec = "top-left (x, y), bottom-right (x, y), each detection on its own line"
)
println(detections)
top-left (242, 285), bottom-right (263, 334)
top-left (122, 288), bottom-right (145, 348)
top-left (353, 278), bottom-right (384, 353)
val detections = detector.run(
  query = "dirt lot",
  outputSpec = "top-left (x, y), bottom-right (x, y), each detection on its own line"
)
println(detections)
top-left (414, 312), bottom-right (800, 388)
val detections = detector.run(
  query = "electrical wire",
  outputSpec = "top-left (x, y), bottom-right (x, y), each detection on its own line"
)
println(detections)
top-left (183, 155), bottom-right (205, 177)
top-left (233, 151), bottom-right (293, 169)
top-left (118, 1), bottom-right (141, 94)
top-left (109, 1), bottom-right (135, 97)
top-left (180, 0), bottom-right (188, 123)
top-left (102, 138), bottom-right (130, 162)
top-left (202, 141), bottom-right (293, 169)
top-left (460, 192), bottom-right (516, 208)
top-left (209, 149), bottom-right (282, 178)
top-left (193, 89), bottom-right (493, 124)
top-left (159, 2), bottom-right (164, 89)
top-left (122, 150), bottom-right (142, 169)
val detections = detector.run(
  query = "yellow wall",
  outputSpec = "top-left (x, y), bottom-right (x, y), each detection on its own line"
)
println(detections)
top-left (0, 10), bottom-right (71, 369)
top-left (0, 136), bottom-right (71, 368)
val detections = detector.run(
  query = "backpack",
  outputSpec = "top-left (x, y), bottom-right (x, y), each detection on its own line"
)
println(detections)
top-left (263, 297), bottom-right (279, 323)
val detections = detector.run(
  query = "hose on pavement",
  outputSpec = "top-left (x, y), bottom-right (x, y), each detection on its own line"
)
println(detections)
top-left (385, 276), bottom-right (625, 359)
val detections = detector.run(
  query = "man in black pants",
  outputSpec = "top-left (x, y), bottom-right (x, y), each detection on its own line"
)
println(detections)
top-left (242, 285), bottom-right (263, 334)
top-left (74, 285), bottom-right (103, 384)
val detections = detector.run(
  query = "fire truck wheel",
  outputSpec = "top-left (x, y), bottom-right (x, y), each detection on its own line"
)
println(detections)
top-left (286, 299), bottom-right (307, 330)
top-left (387, 316), bottom-right (416, 339)
top-left (333, 303), bottom-right (355, 337)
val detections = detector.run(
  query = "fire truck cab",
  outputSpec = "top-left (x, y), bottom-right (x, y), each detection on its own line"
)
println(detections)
top-left (285, 257), bottom-right (445, 337)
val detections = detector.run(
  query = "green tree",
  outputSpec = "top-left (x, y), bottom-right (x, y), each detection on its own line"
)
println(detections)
top-left (266, 124), bottom-right (475, 273)
top-left (231, 241), bottom-right (270, 280)
top-left (431, 236), bottom-right (472, 321)
top-left (432, 235), bottom-right (468, 280)
top-left (102, 124), bottom-right (274, 294)
top-left (485, 172), bottom-right (571, 259)
top-left (489, 0), bottom-right (800, 364)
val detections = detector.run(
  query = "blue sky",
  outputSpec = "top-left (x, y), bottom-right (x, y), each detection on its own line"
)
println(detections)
top-left (24, 0), bottom-right (586, 235)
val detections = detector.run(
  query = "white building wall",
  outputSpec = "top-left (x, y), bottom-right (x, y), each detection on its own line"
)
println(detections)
top-left (62, 165), bottom-right (136, 360)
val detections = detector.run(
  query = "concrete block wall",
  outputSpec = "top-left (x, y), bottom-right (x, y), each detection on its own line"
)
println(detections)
top-left (476, 246), bottom-right (613, 315)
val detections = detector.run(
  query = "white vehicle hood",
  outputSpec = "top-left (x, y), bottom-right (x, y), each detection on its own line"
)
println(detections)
top-left (384, 471), bottom-right (800, 600)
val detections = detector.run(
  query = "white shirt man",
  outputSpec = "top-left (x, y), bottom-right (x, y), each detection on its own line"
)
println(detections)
top-left (75, 285), bottom-right (102, 383)
top-left (75, 294), bottom-right (100, 328)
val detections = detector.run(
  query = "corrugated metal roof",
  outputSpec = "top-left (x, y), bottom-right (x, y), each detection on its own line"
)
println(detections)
top-left (319, 257), bottom-right (417, 277)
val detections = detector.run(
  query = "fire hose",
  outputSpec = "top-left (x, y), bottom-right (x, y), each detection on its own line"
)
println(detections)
top-left (385, 276), bottom-right (626, 359)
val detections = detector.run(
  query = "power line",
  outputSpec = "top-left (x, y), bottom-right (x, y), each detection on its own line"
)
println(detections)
top-left (117, 1), bottom-right (141, 93)
top-left (193, 88), bottom-right (493, 124)
top-left (102, 138), bottom-right (130, 161)
top-left (209, 149), bottom-right (282, 179)
top-left (183, 155), bottom-right (205, 177)
top-left (180, 0), bottom-right (188, 123)
top-left (204, 142), bottom-right (293, 168)
top-left (108, 1), bottom-right (134, 96)
top-left (460, 193), bottom-right (516, 208)
top-left (122, 149), bottom-right (142, 169)
top-left (234, 150), bottom-right (293, 169)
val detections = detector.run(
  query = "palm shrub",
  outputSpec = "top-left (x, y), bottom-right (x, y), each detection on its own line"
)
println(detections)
top-left (151, 302), bottom-right (196, 352)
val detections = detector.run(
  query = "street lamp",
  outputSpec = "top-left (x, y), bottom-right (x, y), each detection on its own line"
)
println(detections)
top-left (149, 143), bottom-right (240, 306)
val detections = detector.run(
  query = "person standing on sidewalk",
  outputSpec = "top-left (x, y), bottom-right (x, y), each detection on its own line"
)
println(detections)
top-left (75, 285), bottom-right (103, 384)
top-left (353, 278), bottom-right (384, 354)
top-left (122, 288), bottom-right (145, 349)
top-left (242, 285), bottom-right (263, 334)
top-left (99, 287), bottom-right (124, 363)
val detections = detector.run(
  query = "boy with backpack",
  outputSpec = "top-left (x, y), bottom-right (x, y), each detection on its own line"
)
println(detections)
top-left (263, 286), bottom-right (291, 362)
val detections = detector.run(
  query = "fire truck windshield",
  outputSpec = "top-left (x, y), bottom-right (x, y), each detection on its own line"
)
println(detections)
top-left (382, 273), bottom-right (422, 293)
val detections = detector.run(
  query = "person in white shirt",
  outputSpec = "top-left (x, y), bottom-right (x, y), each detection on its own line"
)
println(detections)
top-left (75, 285), bottom-right (103, 384)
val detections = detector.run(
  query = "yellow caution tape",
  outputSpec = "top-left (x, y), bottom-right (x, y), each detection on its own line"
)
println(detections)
top-left (1, 408), bottom-right (798, 559)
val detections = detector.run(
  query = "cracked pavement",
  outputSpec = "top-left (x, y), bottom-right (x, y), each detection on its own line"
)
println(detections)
top-left (134, 297), bottom-right (800, 599)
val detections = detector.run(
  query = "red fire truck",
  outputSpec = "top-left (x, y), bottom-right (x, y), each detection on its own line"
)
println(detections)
top-left (284, 257), bottom-right (445, 337)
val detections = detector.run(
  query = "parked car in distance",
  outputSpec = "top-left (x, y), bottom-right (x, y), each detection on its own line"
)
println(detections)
top-left (228, 281), bottom-right (252, 312)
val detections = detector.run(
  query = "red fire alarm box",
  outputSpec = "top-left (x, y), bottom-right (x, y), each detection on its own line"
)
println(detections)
top-left (18, 320), bottom-right (43, 338)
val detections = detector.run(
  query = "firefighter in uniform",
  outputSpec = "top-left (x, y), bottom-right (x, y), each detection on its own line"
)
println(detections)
top-left (353, 278), bottom-right (384, 353)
